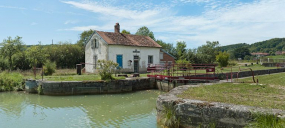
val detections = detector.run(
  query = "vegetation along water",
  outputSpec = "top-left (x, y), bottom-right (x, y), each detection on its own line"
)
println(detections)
top-left (0, 90), bottom-right (163, 128)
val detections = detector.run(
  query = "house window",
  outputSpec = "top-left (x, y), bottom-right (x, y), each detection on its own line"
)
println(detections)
top-left (148, 55), bottom-right (153, 64)
top-left (93, 55), bottom-right (97, 69)
top-left (160, 52), bottom-right (163, 59)
top-left (92, 39), bottom-right (99, 49)
top-left (91, 39), bottom-right (96, 49)
top-left (95, 39), bottom-right (99, 48)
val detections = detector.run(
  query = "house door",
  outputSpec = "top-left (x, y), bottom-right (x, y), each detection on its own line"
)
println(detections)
top-left (117, 55), bottom-right (123, 68)
top-left (134, 60), bottom-right (139, 73)
top-left (134, 55), bottom-right (139, 73)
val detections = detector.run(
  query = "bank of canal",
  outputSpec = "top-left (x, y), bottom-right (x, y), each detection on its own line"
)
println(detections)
top-left (0, 90), bottom-right (163, 128)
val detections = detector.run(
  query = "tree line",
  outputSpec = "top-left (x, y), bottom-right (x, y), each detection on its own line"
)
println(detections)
top-left (122, 26), bottom-right (222, 64)
top-left (220, 38), bottom-right (285, 55)
top-left (0, 26), bottom-right (229, 71)
top-left (0, 36), bottom-right (84, 70)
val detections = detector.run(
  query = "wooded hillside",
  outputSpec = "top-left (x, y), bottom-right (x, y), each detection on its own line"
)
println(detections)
top-left (220, 38), bottom-right (285, 53)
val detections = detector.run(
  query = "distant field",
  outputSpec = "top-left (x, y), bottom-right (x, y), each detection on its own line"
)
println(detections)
top-left (178, 72), bottom-right (285, 110)
top-left (266, 55), bottom-right (285, 59)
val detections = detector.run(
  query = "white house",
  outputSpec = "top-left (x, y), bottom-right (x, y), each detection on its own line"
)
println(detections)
top-left (85, 23), bottom-right (162, 73)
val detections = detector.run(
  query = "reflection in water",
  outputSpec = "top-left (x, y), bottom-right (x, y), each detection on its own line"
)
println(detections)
top-left (0, 90), bottom-right (163, 128)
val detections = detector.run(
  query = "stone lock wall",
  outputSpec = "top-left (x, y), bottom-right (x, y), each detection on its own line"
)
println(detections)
top-left (157, 85), bottom-right (285, 128)
top-left (25, 77), bottom-right (156, 95)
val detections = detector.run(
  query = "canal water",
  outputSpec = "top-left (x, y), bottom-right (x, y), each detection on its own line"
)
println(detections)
top-left (0, 90), bottom-right (163, 128)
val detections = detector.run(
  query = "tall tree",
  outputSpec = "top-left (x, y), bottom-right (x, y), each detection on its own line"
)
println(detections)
top-left (76, 29), bottom-right (94, 64)
top-left (156, 40), bottom-right (177, 58)
top-left (26, 44), bottom-right (47, 68)
top-left (77, 29), bottom-right (95, 47)
top-left (121, 29), bottom-right (130, 34)
top-left (176, 41), bottom-right (187, 60)
top-left (0, 36), bottom-right (24, 70)
top-left (196, 41), bottom-right (220, 64)
top-left (233, 47), bottom-right (251, 59)
top-left (135, 26), bottom-right (155, 41)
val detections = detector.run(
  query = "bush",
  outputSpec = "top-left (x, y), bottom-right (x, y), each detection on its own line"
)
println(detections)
top-left (0, 71), bottom-right (23, 91)
top-left (43, 60), bottom-right (56, 76)
top-left (97, 60), bottom-right (118, 80)
top-left (176, 59), bottom-right (189, 65)
top-left (216, 51), bottom-right (229, 67)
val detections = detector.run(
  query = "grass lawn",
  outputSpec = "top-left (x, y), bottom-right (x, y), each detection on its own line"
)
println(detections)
top-left (22, 69), bottom-right (126, 81)
top-left (148, 64), bottom-right (277, 76)
top-left (40, 75), bottom-right (126, 81)
top-left (216, 64), bottom-right (277, 73)
top-left (267, 55), bottom-right (285, 59)
top-left (178, 72), bottom-right (285, 110)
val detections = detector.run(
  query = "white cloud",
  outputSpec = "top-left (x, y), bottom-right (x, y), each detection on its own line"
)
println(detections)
top-left (62, 1), bottom-right (163, 20)
top-left (0, 5), bottom-right (26, 10)
top-left (62, 0), bottom-right (285, 47)
top-left (64, 20), bottom-right (78, 25)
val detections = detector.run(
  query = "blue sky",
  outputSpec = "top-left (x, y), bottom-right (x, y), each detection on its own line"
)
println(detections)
top-left (0, 0), bottom-right (284, 48)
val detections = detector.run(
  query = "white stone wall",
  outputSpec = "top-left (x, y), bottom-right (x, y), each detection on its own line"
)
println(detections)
top-left (85, 33), bottom-right (108, 73)
top-left (108, 45), bottom-right (160, 73)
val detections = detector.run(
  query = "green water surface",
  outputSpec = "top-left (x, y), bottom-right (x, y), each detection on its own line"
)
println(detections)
top-left (0, 90), bottom-right (163, 128)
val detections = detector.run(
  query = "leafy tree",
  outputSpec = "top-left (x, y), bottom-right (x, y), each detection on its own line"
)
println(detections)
top-left (121, 29), bottom-right (130, 34)
top-left (186, 49), bottom-right (199, 64)
top-left (135, 26), bottom-right (155, 41)
top-left (97, 60), bottom-right (119, 80)
top-left (77, 29), bottom-right (95, 47)
top-left (0, 36), bottom-right (24, 70)
top-left (12, 51), bottom-right (30, 70)
top-left (244, 55), bottom-right (251, 62)
top-left (233, 47), bottom-right (250, 59)
top-left (216, 51), bottom-right (229, 67)
top-left (77, 30), bottom-right (94, 64)
top-left (0, 57), bottom-right (8, 70)
top-left (43, 60), bottom-right (56, 76)
top-left (196, 41), bottom-right (220, 64)
top-left (43, 42), bottom-right (82, 68)
top-left (26, 44), bottom-right (47, 68)
top-left (176, 41), bottom-right (187, 60)
top-left (156, 40), bottom-right (177, 58)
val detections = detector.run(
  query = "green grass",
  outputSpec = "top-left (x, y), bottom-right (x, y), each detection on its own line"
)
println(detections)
top-left (267, 55), bottom-right (285, 59)
top-left (246, 113), bottom-right (285, 128)
top-left (148, 64), bottom-right (277, 76)
top-left (41, 74), bottom-right (126, 81)
top-left (178, 72), bottom-right (285, 110)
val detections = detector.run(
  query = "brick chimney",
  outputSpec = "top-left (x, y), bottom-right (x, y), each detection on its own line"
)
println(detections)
top-left (114, 23), bottom-right (120, 33)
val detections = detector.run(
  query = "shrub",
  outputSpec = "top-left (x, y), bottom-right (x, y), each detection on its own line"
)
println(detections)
top-left (216, 51), bottom-right (229, 67)
top-left (176, 59), bottom-right (189, 65)
top-left (0, 71), bottom-right (23, 91)
top-left (43, 60), bottom-right (56, 76)
top-left (161, 104), bottom-right (180, 128)
top-left (97, 60), bottom-right (118, 80)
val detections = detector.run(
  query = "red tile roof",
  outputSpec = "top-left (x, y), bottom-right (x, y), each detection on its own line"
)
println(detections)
top-left (96, 31), bottom-right (161, 48)
top-left (251, 52), bottom-right (269, 56)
